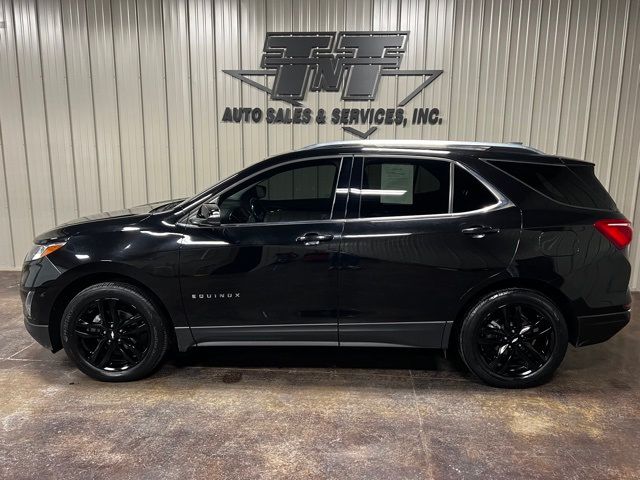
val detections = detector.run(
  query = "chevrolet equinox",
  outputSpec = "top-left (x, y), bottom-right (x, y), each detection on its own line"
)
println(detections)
top-left (21, 140), bottom-right (633, 388)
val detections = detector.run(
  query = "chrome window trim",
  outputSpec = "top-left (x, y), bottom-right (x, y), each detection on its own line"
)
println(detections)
top-left (343, 203), bottom-right (508, 223)
top-left (203, 218), bottom-right (347, 228)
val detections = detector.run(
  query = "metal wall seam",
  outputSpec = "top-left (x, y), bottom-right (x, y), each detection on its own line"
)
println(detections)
top-left (239, 0), bottom-right (268, 166)
top-left (87, 0), bottom-right (125, 211)
top-left (61, 0), bottom-right (102, 217)
top-left (189, 0), bottom-right (220, 190)
top-left (587, 0), bottom-right (627, 187)
top-left (0, 118), bottom-right (16, 267)
top-left (525, 0), bottom-right (543, 146)
top-left (113, 0), bottom-right (148, 207)
top-left (551, 0), bottom-right (572, 153)
top-left (163, 0), bottom-right (195, 198)
top-left (264, 0), bottom-right (293, 156)
top-left (580, 0), bottom-right (601, 160)
top-left (604, 0), bottom-right (630, 192)
top-left (38, 0), bottom-right (79, 225)
top-left (138, 0), bottom-right (171, 203)
top-left (214, 0), bottom-right (243, 177)
top-left (341, 0), bottom-right (374, 142)
top-left (13, 0), bottom-right (56, 235)
top-left (1, 0), bottom-right (34, 266)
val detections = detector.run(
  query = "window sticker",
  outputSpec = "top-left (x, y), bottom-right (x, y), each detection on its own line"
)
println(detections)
top-left (380, 164), bottom-right (413, 204)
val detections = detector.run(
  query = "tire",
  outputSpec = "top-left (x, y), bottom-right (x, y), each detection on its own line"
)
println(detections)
top-left (61, 282), bottom-right (169, 382)
top-left (458, 288), bottom-right (568, 388)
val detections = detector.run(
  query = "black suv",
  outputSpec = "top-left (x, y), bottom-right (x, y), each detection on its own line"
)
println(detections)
top-left (20, 141), bottom-right (633, 388)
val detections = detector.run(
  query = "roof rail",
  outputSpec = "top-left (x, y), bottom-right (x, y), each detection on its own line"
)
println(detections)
top-left (299, 140), bottom-right (543, 154)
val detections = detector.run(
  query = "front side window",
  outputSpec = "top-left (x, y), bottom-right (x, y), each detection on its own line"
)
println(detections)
top-left (218, 159), bottom-right (340, 224)
top-left (359, 159), bottom-right (450, 218)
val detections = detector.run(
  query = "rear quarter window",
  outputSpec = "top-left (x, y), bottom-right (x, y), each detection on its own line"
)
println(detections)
top-left (453, 165), bottom-right (498, 212)
top-left (489, 160), bottom-right (617, 210)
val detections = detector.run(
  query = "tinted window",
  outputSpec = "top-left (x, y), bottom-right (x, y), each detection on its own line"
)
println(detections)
top-left (360, 160), bottom-right (450, 218)
top-left (490, 160), bottom-right (616, 210)
top-left (453, 165), bottom-right (497, 212)
top-left (219, 160), bottom-right (339, 224)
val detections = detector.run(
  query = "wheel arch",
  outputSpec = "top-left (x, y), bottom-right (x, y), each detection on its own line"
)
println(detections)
top-left (445, 277), bottom-right (577, 350)
top-left (48, 272), bottom-right (178, 352)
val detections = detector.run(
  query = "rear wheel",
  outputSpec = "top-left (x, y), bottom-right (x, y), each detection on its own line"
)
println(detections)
top-left (458, 288), bottom-right (568, 388)
top-left (61, 282), bottom-right (169, 382)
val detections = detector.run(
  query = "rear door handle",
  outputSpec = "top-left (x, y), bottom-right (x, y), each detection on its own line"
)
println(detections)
top-left (296, 233), bottom-right (334, 246)
top-left (461, 225), bottom-right (500, 238)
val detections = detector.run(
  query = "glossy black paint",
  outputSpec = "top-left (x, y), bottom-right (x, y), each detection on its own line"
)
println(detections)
top-left (20, 142), bottom-right (632, 355)
top-left (338, 156), bottom-right (522, 348)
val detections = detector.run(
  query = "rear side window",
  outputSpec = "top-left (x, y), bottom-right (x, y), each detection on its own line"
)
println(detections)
top-left (489, 161), bottom-right (617, 210)
top-left (360, 159), bottom-right (450, 217)
top-left (453, 166), bottom-right (497, 212)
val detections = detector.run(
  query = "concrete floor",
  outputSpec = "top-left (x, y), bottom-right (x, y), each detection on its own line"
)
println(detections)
top-left (1, 270), bottom-right (639, 479)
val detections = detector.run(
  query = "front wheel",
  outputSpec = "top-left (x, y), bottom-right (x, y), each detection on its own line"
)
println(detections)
top-left (458, 288), bottom-right (568, 388)
top-left (61, 282), bottom-right (169, 382)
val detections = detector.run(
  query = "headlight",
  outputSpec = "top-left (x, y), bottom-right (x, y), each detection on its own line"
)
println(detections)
top-left (24, 242), bottom-right (67, 262)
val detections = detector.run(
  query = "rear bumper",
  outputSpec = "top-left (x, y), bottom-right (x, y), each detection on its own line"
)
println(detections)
top-left (24, 316), bottom-right (52, 350)
top-left (574, 310), bottom-right (630, 347)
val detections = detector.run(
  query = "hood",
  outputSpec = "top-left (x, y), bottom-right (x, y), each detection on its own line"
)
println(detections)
top-left (34, 199), bottom-right (183, 243)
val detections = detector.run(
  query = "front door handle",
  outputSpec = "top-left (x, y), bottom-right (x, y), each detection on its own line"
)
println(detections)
top-left (461, 225), bottom-right (500, 238)
top-left (296, 233), bottom-right (334, 246)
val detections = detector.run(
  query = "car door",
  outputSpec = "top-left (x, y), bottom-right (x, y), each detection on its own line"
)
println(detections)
top-left (179, 156), bottom-right (351, 346)
top-left (338, 156), bottom-right (521, 348)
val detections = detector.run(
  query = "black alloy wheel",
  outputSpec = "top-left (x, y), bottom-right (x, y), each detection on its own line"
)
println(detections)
top-left (475, 303), bottom-right (554, 378)
top-left (61, 282), bottom-right (169, 381)
top-left (459, 288), bottom-right (568, 388)
top-left (73, 298), bottom-right (151, 371)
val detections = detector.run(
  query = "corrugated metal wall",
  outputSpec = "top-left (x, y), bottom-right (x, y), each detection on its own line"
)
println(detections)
top-left (0, 0), bottom-right (639, 288)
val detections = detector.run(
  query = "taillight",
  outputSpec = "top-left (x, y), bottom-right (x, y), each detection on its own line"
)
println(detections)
top-left (594, 219), bottom-right (633, 249)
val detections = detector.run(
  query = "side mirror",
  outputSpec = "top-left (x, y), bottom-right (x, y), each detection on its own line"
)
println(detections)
top-left (194, 202), bottom-right (221, 227)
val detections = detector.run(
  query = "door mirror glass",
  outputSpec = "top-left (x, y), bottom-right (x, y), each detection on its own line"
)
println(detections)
top-left (194, 202), bottom-right (221, 226)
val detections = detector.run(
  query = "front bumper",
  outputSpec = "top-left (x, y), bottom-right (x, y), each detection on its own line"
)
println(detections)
top-left (574, 310), bottom-right (631, 347)
top-left (24, 316), bottom-right (52, 350)
top-left (20, 256), bottom-right (65, 352)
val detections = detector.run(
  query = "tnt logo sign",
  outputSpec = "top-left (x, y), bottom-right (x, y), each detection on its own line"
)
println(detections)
top-left (261, 32), bottom-right (408, 102)
top-left (222, 30), bottom-right (444, 139)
